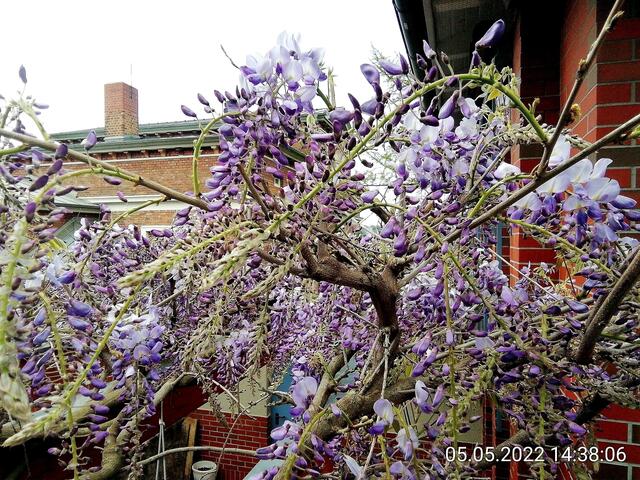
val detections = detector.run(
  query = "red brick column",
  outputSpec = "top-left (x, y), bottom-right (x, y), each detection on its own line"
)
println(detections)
top-left (508, 8), bottom-right (562, 287)
top-left (560, 2), bottom-right (640, 474)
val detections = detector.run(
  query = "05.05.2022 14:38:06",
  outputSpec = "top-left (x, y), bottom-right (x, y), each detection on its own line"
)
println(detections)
top-left (444, 445), bottom-right (628, 464)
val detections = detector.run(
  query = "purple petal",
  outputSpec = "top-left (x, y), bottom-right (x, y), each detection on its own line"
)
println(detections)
top-left (197, 93), bottom-right (210, 106)
top-left (292, 377), bottom-right (318, 409)
top-left (54, 144), bottom-right (68, 159)
top-left (57, 270), bottom-right (76, 285)
top-left (361, 190), bottom-right (378, 203)
top-left (611, 195), bottom-right (636, 209)
top-left (29, 174), bottom-right (49, 192)
top-left (360, 64), bottom-right (380, 85)
top-left (84, 130), bottom-right (98, 150)
top-left (373, 398), bottom-right (394, 425)
top-left (328, 108), bottom-right (354, 125)
top-left (181, 105), bottom-right (197, 118)
top-left (68, 299), bottom-right (92, 317)
top-left (19, 65), bottom-right (27, 84)
top-left (47, 159), bottom-right (63, 175)
top-left (133, 344), bottom-right (151, 361)
top-left (379, 59), bottom-right (403, 76)
top-left (476, 19), bottom-right (505, 49)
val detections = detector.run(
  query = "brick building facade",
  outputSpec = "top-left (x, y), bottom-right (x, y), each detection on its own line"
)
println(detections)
top-left (395, 0), bottom-right (640, 478)
top-left (52, 82), bottom-right (220, 229)
top-left (512, 2), bottom-right (640, 479)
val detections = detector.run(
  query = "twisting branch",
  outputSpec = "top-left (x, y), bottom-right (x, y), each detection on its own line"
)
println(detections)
top-left (255, 250), bottom-right (308, 277)
top-left (309, 353), bottom-right (350, 416)
top-left (575, 246), bottom-right (640, 364)
top-left (139, 445), bottom-right (256, 467)
top-left (299, 243), bottom-right (375, 290)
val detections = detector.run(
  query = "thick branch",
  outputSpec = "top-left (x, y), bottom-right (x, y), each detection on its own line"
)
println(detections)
top-left (309, 353), bottom-right (349, 416)
top-left (255, 249), bottom-right (308, 277)
top-left (575, 246), bottom-right (640, 364)
top-left (370, 266), bottom-right (399, 330)
top-left (313, 374), bottom-right (419, 441)
top-left (301, 243), bottom-right (375, 290)
top-left (82, 375), bottom-right (195, 480)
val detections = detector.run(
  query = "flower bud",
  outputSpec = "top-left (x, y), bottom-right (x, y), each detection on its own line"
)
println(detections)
top-left (422, 40), bottom-right (436, 59)
top-left (475, 19), bottom-right (506, 49)
top-left (197, 93), bottom-right (210, 106)
top-left (379, 59), bottom-right (404, 76)
top-left (54, 143), bottom-right (68, 159)
top-left (84, 130), bottom-right (98, 150)
top-left (181, 105), bottom-right (197, 118)
top-left (29, 174), bottom-right (49, 192)
top-left (19, 65), bottom-right (27, 84)
top-left (360, 63), bottom-right (380, 85)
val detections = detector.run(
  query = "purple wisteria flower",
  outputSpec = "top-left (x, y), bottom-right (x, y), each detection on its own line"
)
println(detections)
top-left (3, 17), bottom-right (639, 480)
top-left (290, 376), bottom-right (318, 416)
top-left (396, 427), bottom-right (419, 460)
top-left (370, 398), bottom-right (394, 434)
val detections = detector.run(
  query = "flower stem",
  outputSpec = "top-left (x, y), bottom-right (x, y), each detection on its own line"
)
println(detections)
top-left (192, 111), bottom-right (242, 196)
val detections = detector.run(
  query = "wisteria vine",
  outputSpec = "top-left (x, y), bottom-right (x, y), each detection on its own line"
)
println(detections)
top-left (2, 5), bottom-right (640, 479)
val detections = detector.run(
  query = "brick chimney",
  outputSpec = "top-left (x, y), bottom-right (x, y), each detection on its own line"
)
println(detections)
top-left (104, 82), bottom-right (138, 137)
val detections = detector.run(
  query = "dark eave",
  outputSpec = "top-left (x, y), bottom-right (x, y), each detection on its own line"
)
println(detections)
top-left (394, 0), bottom-right (514, 75)
top-left (54, 193), bottom-right (101, 214)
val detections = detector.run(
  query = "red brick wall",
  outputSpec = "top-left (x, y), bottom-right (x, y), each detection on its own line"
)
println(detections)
top-left (560, 0), bottom-right (597, 142)
top-left (595, 2), bottom-right (640, 141)
top-left (561, 3), bottom-right (640, 464)
top-left (510, 2), bottom-right (640, 281)
top-left (63, 149), bottom-right (216, 195)
top-left (58, 149), bottom-right (219, 226)
top-left (508, 1), bottom-right (640, 478)
top-left (188, 409), bottom-right (268, 480)
top-left (508, 8), bottom-right (562, 285)
top-left (58, 146), bottom-right (285, 227)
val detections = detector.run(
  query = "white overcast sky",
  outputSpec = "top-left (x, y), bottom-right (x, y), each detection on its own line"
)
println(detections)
top-left (1, 0), bottom-right (406, 134)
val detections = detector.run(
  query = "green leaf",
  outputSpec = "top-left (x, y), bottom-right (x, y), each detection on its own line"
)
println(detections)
top-left (487, 87), bottom-right (502, 101)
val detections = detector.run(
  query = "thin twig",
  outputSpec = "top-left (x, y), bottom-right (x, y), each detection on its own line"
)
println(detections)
top-left (0, 128), bottom-right (210, 211)
top-left (536, 0), bottom-right (625, 175)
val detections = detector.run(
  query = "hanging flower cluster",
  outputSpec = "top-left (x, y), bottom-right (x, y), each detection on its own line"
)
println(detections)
top-left (1, 14), bottom-right (640, 480)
